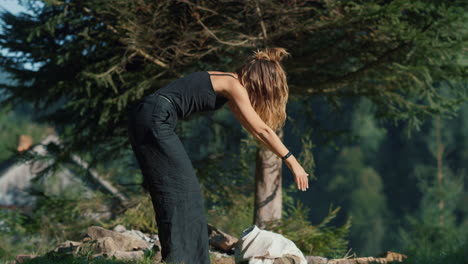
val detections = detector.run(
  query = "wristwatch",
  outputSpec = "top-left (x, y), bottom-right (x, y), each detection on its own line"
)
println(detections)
top-left (281, 150), bottom-right (292, 161)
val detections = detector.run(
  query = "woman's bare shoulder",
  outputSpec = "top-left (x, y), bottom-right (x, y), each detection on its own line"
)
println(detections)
top-left (207, 71), bottom-right (239, 98)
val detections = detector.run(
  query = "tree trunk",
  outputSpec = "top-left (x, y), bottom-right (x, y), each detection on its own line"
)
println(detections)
top-left (253, 128), bottom-right (284, 229)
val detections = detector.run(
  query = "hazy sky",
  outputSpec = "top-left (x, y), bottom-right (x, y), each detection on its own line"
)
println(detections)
top-left (0, 0), bottom-right (30, 15)
top-left (0, 0), bottom-right (36, 69)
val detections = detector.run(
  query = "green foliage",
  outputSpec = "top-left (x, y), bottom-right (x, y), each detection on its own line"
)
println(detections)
top-left (401, 237), bottom-right (468, 264)
top-left (102, 194), bottom-right (158, 234)
top-left (350, 98), bottom-right (387, 153)
top-left (396, 108), bottom-right (468, 260)
top-left (204, 129), bottom-right (257, 237)
top-left (28, 196), bottom-right (91, 239)
top-left (0, 190), bottom-right (116, 261)
top-left (296, 134), bottom-right (317, 181)
top-left (0, 216), bottom-right (56, 261)
top-left (199, 119), bottom-right (257, 212)
top-left (0, 209), bottom-right (31, 261)
top-left (326, 146), bottom-right (388, 256)
top-left (399, 164), bottom-right (467, 258)
top-left (266, 183), bottom-right (351, 258)
top-left (0, 207), bottom-right (28, 235)
top-left (207, 185), bottom-right (256, 238)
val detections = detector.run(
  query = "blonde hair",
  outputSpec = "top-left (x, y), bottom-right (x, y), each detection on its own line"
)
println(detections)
top-left (235, 47), bottom-right (291, 132)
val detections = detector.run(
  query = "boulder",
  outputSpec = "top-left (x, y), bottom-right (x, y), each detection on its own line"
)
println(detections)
top-left (111, 250), bottom-right (145, 260)
top-left (14, 255), bottom-right (37, 264)
top-left (50, 240), bottom-right (82, 255)
top-left (377, 251), bottom-right (407, 262)
top-left (327, 253), bottom-right (408, 264)
top-left (304, 256), bottom-right (328, 264)
top-left (113, 224), bottom-right (127, 233)
top-left (87, 225), bottom-right (152, 251)
top-left (121, 229), bottom-right (154, 243)
top-left (45, 226), bottom-right (159, 262)
top-left (91, 250), bottom-right (145, 261)
top-left (94, 237), bottom-right (118, 254)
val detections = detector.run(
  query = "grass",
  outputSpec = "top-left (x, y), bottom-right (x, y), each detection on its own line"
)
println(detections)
top-left (5, 249), bottom-right (221, 264)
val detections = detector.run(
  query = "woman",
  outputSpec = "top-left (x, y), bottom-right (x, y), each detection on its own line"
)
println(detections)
top-left (127, 47), bottom-right (310, 264)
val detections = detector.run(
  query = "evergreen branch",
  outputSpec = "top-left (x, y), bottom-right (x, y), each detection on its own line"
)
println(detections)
top-left (82, 6), bottom-right (169, 70)
top-left (307, 22), bottom-right (435, 95)
top-left (176, 0), bottom-right (243, 26)
top-left (193, 12), bottom-right (253, 47)
top-left (131, 47), bottom-right (169, 69)
top-left (309, 41), bottom-right (411, 95)
top-left (255, 0), bottom-right (268, 45)
top-left (176, 46), bottom-right (219, 58)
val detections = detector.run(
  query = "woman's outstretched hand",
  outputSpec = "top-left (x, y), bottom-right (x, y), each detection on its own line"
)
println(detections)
top-left (284, 155), bottom-right (309, 191)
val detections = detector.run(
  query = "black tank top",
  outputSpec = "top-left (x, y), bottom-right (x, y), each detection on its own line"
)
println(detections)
top-left (153, 71), bottom-right (235, 119)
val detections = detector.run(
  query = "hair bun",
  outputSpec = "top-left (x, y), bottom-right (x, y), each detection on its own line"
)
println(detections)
top-left (253, 47), bottom-right (291, 63)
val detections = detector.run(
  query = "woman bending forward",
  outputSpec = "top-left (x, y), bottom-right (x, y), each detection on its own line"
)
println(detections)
top-left (127, 47), bottom-right (310, 264)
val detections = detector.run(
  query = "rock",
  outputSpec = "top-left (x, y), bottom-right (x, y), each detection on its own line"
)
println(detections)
top-left (26, 226), bottom-right (163, 263)
top-left (121, 229), bottom-right (154, 243)
top-left (210, 250), bottom-right (235, 264)
top-left (305, 255), bottom-right (328, 264)
top-left (110, 250), bottom-right (145, 260)
top-left (327, 255), bottom-right (406, 264)
top-left (208, 223), bottom-right (238, 253)
top-left (14, 255), bottom-right (37, 263)
top-left (91, 250), bottom-right (146, 261)
top-left (154, 248), bottom-right (162, 263)
top-left (113, 224), bottom-right (127, 233)
top-left (87, 226), bottom-right (152, 251)
top-left (94, 237), bottom-right (117, 254)
top-left (51, 240), bottom-right (82, 255)
top-left (274, 253), bottom-right (305, 264)
top-left (377, 251), bottom-right (408, 262)
top-left (328, 259), bottom-right (354, 264)
top-left (212, 255), bottom-right (235, 264)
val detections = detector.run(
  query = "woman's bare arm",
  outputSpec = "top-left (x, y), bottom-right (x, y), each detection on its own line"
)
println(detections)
top-left (224, 81), bottom-right (309, 190)
top-left (226, 99), bottom-right (287, 157)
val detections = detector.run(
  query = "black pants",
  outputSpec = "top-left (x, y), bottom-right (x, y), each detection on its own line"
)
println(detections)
top-left (127, 93), bottom-right (211, 264)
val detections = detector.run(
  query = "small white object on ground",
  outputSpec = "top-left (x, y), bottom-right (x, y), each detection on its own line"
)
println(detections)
top-left (234, 225), bottom-right (308, 264)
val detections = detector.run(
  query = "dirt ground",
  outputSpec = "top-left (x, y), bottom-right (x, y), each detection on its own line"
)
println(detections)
top-left (212, 255), bottom-right (235, 264)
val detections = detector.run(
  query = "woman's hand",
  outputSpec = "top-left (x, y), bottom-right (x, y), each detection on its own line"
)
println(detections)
top-left (284, 155), bottom-right (309, 191)
top-left (292, 164), bottom-right (309, 191)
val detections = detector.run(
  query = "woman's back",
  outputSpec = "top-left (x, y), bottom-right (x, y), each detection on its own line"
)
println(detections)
top-left (150, 71), bottom-right (233, 119)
